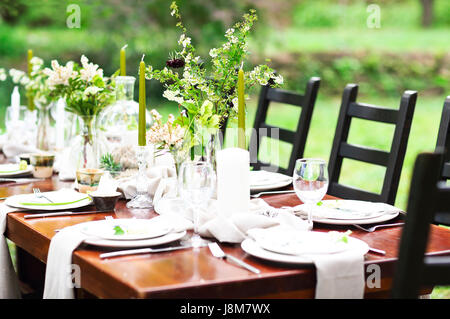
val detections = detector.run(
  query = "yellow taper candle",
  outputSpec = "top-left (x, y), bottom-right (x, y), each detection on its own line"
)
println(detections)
top-left (138, 55), bottom-right (146, 146)
top-left (120, 44), bottom-right (127, 76)
top-left (27, 49), bottom-right (34, 111)
top-left (237, 67), bottom-right (246, 149)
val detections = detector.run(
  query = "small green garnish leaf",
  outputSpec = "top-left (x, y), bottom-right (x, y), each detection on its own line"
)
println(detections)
top-left (328, 230), bottom-right (352, 244)
top-left (114, 225), bottom-right (125, 235)
top-left (317, 201), bottom-right (323, 206)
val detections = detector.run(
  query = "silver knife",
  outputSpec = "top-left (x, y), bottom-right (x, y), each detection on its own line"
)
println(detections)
top-left (23, 210), bottom-right (111, 219)
top-left (208, 242), bottom-right (261, 274)
top-left (99, 244), bottom-right (201, 259)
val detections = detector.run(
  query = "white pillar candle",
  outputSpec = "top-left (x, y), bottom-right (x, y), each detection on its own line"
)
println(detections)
top-left (11, 86), bottom-right (20, 123)
top-left (55, 98), bottom-right (65, 150)
top-left (216, 147), bottom-right (250, 217)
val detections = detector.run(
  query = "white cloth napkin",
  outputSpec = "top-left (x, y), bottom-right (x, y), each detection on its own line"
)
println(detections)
top-left (155, 197), bottom-right (310, 243)
top-left (247, 227), bottom-right (365, 299)
top-left (43, 225), bottom-right (90, 299)
top-left (0, 204), bottom-right (21, 299)
top-left (310, 249), bottom-right (364, 299)
top-left (43, 214), bottom-right (191, 299)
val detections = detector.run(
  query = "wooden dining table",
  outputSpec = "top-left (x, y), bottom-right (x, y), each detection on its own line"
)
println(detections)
top-left (2, 174), bottom-right (450, 299)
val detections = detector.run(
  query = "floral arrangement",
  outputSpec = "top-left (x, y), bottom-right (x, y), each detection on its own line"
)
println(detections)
top-left (7, 57), bottom-right (56, 110)
top-left (145, 1), bottom-right (283, 138)
top-left (44, 55), bottom-right (116, 119)
top-left (147, 109), bottom-right (186, 155)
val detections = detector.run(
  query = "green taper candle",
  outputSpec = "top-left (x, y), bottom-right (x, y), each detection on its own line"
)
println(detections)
top-left (120, 44), bottom-right (127, 76)
top-left (138, 56), bottom-right (146, 146)
top-left (237, 67), bottom-right (246, 149)
top-left (27, 49), bottom-right (34, 111)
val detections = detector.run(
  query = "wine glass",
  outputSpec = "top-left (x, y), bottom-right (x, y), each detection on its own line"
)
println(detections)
top-left (178, 161), bottom-right (215, 247)
top-left (293, 158), bottom-right (329, 230)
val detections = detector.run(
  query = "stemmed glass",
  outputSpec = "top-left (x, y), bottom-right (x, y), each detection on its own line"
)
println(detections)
top-left (293, 158), bottom-right (329, 230)
top-left (178, 161), bottom-right (215, 247)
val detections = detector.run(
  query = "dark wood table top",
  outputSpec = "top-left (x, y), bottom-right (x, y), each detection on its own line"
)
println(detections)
top-left (3, 175), bottom-right (450, 298)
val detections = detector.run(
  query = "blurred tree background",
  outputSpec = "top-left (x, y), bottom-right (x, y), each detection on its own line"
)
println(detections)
top-left (0, 0), bottom-right (449, 298)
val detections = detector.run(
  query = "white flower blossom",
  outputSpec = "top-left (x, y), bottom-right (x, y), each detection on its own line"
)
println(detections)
top-left (83, 86), bottom-right (102, 97)
top-left (0, 68), bottom-right (6, 81)
top-left (209, 48), bottom-right (218, 58)
top-left (178, 34), bottom-right (191, 48)
top-left (79, 55), bottom-right (103, 82)
top-left (163, 89), bottom-right (184, 104)
top-left (43, 60), bottom-right (77, 88)
top-left (9, 69), bottom-right (26, 83)
top-left (273, 74), bottom-right (284, 85)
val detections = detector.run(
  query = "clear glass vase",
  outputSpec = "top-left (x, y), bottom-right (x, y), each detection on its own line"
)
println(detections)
top-left (70, 115), bottom-right (107, 169)
top-left (98, 76), bottom-right (152, 151)
top-left (35, 102), bottom-right (55, 151)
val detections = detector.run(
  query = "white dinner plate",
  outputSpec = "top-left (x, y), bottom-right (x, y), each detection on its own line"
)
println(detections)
top-left (241, 234), bottom-right (369, 265)
top-left (250, 170), bottom-right (292, 192)
top-left (5, 189), bottom-right (93, 211)
top-left (0, 164), bottom-right (33, 177)
top-left (80, 219), bottom-right (172, 241)
top-left (293, 200), bottom-right (401, 225)
top-left (83, 230), bottom-right (187, 248)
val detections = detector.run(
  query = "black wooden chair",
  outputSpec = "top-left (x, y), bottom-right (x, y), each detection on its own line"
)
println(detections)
top-left (327, 84), bottom-right (417, 205)
top-left (391, 151), bottom-right (450, 298)
top-left (435, 96), bottom-right (450, 180)
top-left (248, 77), bottom-right (321, 175)
top-left (433, 96), bottom-right (450, 225)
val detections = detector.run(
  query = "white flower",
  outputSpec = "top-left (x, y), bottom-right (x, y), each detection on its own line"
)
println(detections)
top-left (178, 34), bottom-right (191, 48)
top-left (225, 28), bottom-right (235, 37)
top-left (80, 55), bottom-right (103, 82)
top-left (232, 97), bottom-right (239, 111)
top-left (209, 48), bottom-right (218, 58)
top-left (20, 76), bottom-right (30, 85)
top-left (30, 57), bottom-right (43, 67)
top-left (0, 68), bottom-right (6, 81)
top-left (43, 60), bottom-right (77, 88)
top-left (163, 89), bottom-right (184, 104)
top-left (150, 109), bottom-right (162, 121)
top-left (9, 69), bottom-right (26, 83)
top-left (83, 86), bottom-right (102, 97)
top-left (273, 74), bottom-right (284, 85)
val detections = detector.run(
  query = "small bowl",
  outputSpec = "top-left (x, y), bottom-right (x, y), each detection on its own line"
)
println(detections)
top-left (30, 153), bottom-right (55, 178)
top-left (19, 153), bottom-right (32, 165)
top-left (76, 168), bottom-right (104, 193)
top-left (89, 191), bottom-right (121, 211)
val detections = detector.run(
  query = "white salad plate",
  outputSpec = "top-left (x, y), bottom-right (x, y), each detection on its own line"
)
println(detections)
top-left (5, 189), bottom-right (93, 211)
top-left (83, 230), bottom-right (187, 248)
top-left (292, 200), bottom-right (402, 226)
top-left (0, 164), bottom-right (33, 178)
top-left (80, 219), bottom-right (172, 241)
top-left (241, 230), bottom-right (369, 265)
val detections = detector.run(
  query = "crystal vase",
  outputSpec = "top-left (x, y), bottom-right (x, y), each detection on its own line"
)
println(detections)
top-left (70, 115), bottom-right (107, 169)
top-left (35, 102), bottom-right (55, 151)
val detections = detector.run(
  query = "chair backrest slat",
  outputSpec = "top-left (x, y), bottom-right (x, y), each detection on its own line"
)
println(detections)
top-left (348, 102), bottom-right (398, 124)
top-left (329, 182), bottom-right (380, 202)
top-left (249, 77), bottom-right (321, 175)
top-left (266, 89), bottom-right (305, 106)
top-left (435, 96), bottom-right (450, 179)
top-left (392, 151), bottom-right (450, 298)
top-left (339, 142), bottom-right (390, 166)
top-left (328, 84), bottom-right (417, 205)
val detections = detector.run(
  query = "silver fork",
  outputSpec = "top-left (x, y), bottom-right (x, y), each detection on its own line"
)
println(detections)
top-left (353, 222), bottom-right (404, 233)
top-left (33, 188), bottom-right (54, 203)
top-left (250, 190), bottom-right (295, 198)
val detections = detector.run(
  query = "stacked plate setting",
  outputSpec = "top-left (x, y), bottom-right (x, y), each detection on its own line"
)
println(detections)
top-left (250, 170), bottom-right (292, 192)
